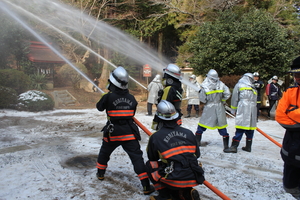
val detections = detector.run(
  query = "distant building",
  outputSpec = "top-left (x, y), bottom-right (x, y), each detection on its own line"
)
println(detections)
top-left (27, 41), bottom-right (65, 89)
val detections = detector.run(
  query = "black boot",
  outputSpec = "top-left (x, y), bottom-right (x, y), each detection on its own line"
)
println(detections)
top-left (242, 139), bottom-right (252, 152)
top-left (147, 103), bottom-right (153, 116)
top-left (141, 179), bottom-right (155, 195)
top-left (222, 136), bottom-right (229, 152)
top-left (224, 140), bottom-right (239, 153)
top-left (96, 169), bottom-right (105, 181)
top-left (195, 110), bottom-right (199, 118)
top-left (196, 134), bottom-right (202, 147)
top-left (185, 111), bottom-right (191, 118)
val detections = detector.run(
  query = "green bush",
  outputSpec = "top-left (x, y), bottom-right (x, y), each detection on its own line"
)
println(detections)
top-left (58, 63), bottom-right (88, 89)
top-left (0, 86), bottom-right (18, 109)
top-left (0, 69), bottom-right (31, 94)
top-left (30, 73), bottom-right (48, 90)
top-left (17, 90), bottom-right (54, 112)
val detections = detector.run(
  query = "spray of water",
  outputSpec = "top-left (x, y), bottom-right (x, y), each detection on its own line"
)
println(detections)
top-left (2, 0), bottom-right (147, 90)
top-left (2, 0), bottom-right (201, 93)
top-left (0, 2), bottom-right (104, 93)
top-left (4, 0), bottom-right (168, 71)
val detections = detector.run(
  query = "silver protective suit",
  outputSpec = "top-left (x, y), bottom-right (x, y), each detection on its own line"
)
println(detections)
top-left (186, 77), bottom-right (201, 105)
top-left (147, 75), bottom-right (163, 104)
top-left (198, 77), bottom-right (231, 129)
top-left (231, 75), bottom-right (257, 130)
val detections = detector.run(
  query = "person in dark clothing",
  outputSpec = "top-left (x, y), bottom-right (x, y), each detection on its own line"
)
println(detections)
top-left (95, 66), bottom-right (154, 195)
top-left (253, 72), bottom-right (264, 120)
top-left (267, 75), bottom-right (282, 118)
top-left (92, 78), bottom-right (99, 92)
top-left (276, 56), bottom-right (300, 200)
top-left (147, 100), bottom-right (204, 200)
top-left (151, 64), bottom-right (183, 130)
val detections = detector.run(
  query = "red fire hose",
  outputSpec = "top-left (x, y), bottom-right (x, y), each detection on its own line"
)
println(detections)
top-left (256, 127), bottom-right (282, 148)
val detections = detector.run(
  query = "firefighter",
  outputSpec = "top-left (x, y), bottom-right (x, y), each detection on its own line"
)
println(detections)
top-left (267, 75), bottom-right (282, 118)
top-left (152, 64), bottom-right (183, 130)
top-left (253, 72), bottom-right (264, 120)
top-left (146, 100), bottom-right (204, 200)
top-left (224, 73), bottom-right (257, 153)
top-left (185, 74), bottom-right (201, 118)
top-left (195, 69), bottom-right (231, 152)
top-left (147, 74), bottom-right (164, 116)
top-left (95, 66), bottom-right (154, 195)
top-left (276, 56), bottom-right (300, 200)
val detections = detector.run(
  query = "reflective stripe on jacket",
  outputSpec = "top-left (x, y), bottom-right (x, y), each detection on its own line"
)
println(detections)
top-left (96, 89), bottom-right (140, 141)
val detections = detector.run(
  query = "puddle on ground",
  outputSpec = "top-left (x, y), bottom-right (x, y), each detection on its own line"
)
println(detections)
top-left (62, 155), bottom-right (98, 169)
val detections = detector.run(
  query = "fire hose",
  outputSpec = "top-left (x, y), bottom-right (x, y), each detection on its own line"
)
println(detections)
top-left (133, 117), bottom-right (232, 200)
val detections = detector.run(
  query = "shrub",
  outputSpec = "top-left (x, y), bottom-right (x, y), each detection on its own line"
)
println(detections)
top-left (220, 75), bottom-right (241, 89)
top-left (17, 90), bottom-right (54, 112)
top-left (30, 73), bottom-right (47, 90)
top-left (0, 86), bottom-right (18, 109)
top-left (0, 69), bottom-right (31, 94)
top-left (58, 63), bottom-right (88, 89)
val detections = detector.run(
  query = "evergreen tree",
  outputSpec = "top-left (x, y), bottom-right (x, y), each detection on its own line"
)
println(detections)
top-left (182, 9), bottom-right (299, 79)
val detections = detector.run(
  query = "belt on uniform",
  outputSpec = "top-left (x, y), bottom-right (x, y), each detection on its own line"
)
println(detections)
top-left (281, 148), bottom-right (300, 161)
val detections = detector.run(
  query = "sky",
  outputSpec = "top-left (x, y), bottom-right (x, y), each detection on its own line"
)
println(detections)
top-left (0, 108), bottom-right (295, 200)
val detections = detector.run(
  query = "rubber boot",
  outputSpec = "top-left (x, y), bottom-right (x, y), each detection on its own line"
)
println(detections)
top-left (150, 188), bottom-right (172, 200)
top-left (185, 111), bottom-right (191, 118)
top-left (242, 139), bottom-right (252, 152)
top-left (141, 179), bottom-right (155, 195)
top-left (96, 169), bottom-right (105, 181)
top-left (222, 136), bottom-right (229, 152)
top-left (196, 134), bottom-right (202, 147)
top-left (181, 188), bottom-right (201, 200)
top-left (224, 140), bottom-right (239, 153)
top-left (147, 103), bottom-right (152, 116)
top-left (195, 110), bottom-right (199, 118)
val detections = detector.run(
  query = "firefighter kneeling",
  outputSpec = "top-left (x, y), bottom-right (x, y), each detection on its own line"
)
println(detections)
top-left (146, 100), bottom-right (205, 200)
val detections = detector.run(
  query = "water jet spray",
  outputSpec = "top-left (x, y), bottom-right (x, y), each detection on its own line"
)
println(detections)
top-left (0, 1), bottom-right (104, 94)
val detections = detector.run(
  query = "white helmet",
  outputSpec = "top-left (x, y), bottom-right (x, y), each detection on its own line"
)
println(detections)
top-left (244, 73), bottom-right (254, 83)
top-left (154, 74), bottom-right (161, 82)
top-left (253, 72), bottom-right (259, 77)
top-left (109, 66), bottom-right (129, 89)
top-left (272, 75), bottom-right (278, 80)
top-left (156, 100), bottom-right (179, 120)
top-left (164, 64), bottom-right (182, 80)
top-left (206, 69), bottom-right (219, 80)
top-left (189, 74), bottom-right (196, 80)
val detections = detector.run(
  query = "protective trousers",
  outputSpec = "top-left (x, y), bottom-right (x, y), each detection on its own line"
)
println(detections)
top-left (232, 129), bottom-right (254, 141)
top-left (97, 139), bottom-right (150, 187)
top-left (196, 125), bottom-right (229, 137)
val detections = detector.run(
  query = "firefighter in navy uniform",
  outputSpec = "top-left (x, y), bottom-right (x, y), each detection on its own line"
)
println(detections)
top-left (95, 66), bottom-right (154, 195)
top-left (253, 72), bottom-right (264, 120)
top-left (276, 56), bottom-right (300, 200)
top-left (147, 100), bottom-right (204, 200)
top-left (152, 64), bottom-right (183, 130)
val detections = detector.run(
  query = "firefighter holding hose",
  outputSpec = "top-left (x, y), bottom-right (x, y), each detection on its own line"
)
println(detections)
top-left (146, 100), bottom-right (204, 200)
top-left (95, 66), bottom-right (154, 195)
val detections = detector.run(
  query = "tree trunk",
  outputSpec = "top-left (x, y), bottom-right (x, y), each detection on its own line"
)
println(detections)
top-left (158, 31), bottom-right (163, 61)
top-left (99, 48), bottom-right (110, 89)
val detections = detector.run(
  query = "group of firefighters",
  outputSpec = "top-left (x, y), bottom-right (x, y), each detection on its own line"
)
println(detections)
top-left (94, 56), bottom-right (300, 200)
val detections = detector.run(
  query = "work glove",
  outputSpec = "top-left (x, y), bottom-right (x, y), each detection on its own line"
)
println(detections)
top-left (151, 121), bottom-right (158, 130)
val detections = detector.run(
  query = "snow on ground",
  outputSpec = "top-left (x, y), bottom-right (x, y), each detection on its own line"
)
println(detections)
top-left (0, 108), bottom-right (295, 200)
